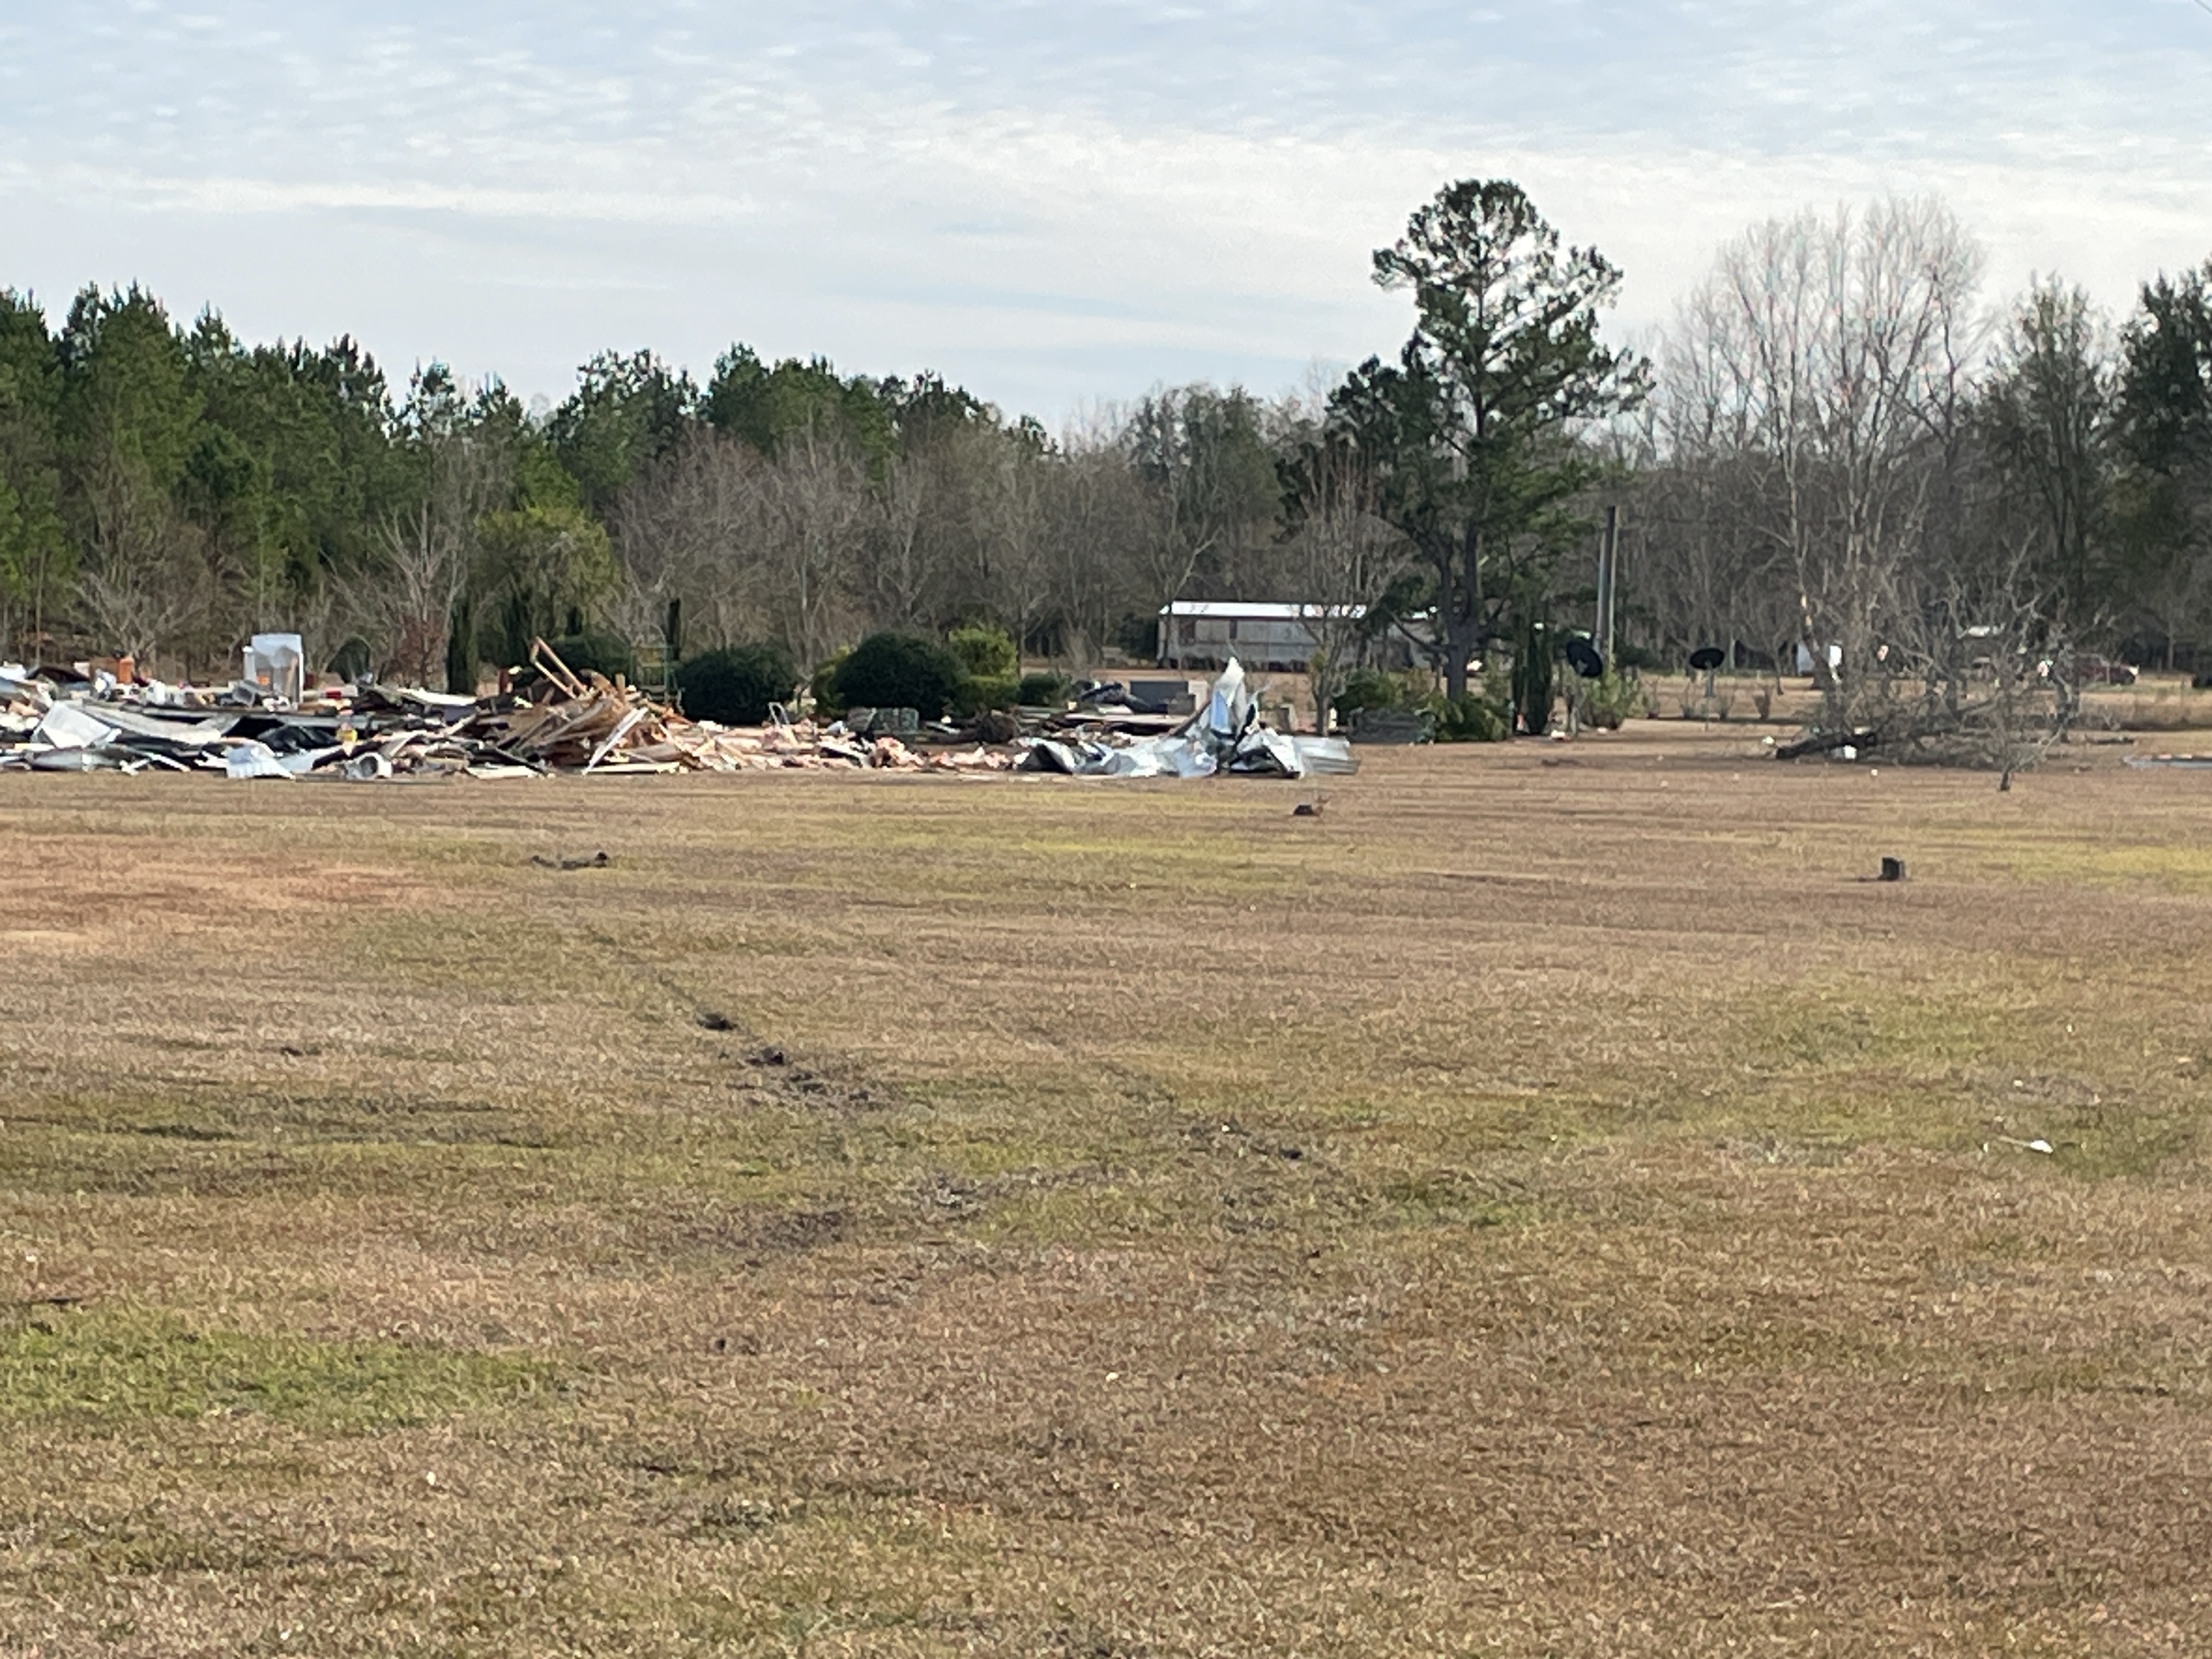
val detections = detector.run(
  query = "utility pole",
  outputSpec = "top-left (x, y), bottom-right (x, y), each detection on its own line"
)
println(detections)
top-left (1594, 505), bottom-right (1621, 666)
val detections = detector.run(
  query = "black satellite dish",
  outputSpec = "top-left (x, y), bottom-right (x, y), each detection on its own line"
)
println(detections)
top-left (1688, 645), bottom-right (1726, 673)
top-left (1564, 637), bottom-right (1605, 680)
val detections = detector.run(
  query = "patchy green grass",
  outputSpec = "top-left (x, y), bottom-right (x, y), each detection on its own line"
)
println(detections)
top-left (0, 1306), bottom-right (557, 1430)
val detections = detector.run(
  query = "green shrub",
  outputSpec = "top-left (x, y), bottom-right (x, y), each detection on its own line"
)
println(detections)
top-left (673, 642), bottom-right (797, 725)
top-left (809, 650), bottom-right (850, 718)
top-left (1333, 667), bottom-right (1415, 719)
top-left (1581, 669), bottom-right (1641, 730)
top-left (549, 630), bottom-right (636, 685)
top-left (1429, 690), bottom-right (1509, 743)
top-left (944, 625), bottom-right (1023, 716)
top-left (946, 623), bottom-right (1019, 682)
top-left (1017, 670), bottom-right (1071, 707)
top-left (953, 673), bottom-right (1021, 717)
top-left (832, 633), bottom-right (966, 719)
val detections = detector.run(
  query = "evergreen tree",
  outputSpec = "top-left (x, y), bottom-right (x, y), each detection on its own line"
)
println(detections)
top-left (0, 291), bottom-right (69, 655)
top-left (706, 346), bottom-right (894, 470)
top-left (55, 286), bottom-right (208, 664)
top-left (2115, 263), bottom-right (2212, 666)
top-left (548, 349), bottom-right (698, 513)
top-left (1330, 180), bottom-right (1643, 696)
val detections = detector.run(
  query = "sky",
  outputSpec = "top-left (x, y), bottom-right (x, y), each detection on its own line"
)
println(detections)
top-left (1, 1), bottom-right (2208, 423)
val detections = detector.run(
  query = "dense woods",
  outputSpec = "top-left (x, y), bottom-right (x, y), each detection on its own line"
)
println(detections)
top-left (2, 183), bottom-right (2208, 695)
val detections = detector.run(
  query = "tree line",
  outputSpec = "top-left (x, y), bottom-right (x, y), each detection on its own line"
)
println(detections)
top-left (1629, 200), bottom-right (2212, 683)
top-left (0, 290), bottom-right (1314, 688)
top-left (2, 182), bottom-right (2208, 705)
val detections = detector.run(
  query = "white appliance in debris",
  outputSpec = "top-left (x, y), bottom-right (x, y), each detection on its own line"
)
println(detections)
top-left (242, 633), bottom-right (306, 706)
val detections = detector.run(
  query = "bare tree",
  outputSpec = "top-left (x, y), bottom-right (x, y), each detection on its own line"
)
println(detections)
top-left (74, 452), bottom-right (218, 673)
top-left (864, 450), bottom-right (936, 632)
top-left (904, 421), bottom-right (1049, 641)
top-left (1661, 199), bottom-right (2063, 762)
top-left (1616, 382), bottom-right (1801, 678)
top-left (975, 431), bottom-right (1052, 649)
top-left (1288, 444), bottom-right (1413, 727)
top-left (763, 424), bottom-right (867, 669)
top-left (1122, 386), bottom-right (1281, 619)
top-left (1041, 439), bottom-right (1150, 665)
top-left (353, 431), bottom-right (508, 686)
top-left (610, 431), bottom-right (774, 653)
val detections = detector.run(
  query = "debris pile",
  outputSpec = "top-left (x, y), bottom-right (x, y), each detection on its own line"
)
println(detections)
top-left (1, 644), bottom-right (1350, 783)
top-left (1023, 659), bottom-right (1353, 779)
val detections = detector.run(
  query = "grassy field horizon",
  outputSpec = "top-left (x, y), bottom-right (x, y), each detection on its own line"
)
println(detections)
top-left (3, 727), bottom-right (2209, 1655)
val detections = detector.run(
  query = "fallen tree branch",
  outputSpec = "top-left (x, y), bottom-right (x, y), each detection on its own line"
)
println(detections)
top-left (1775, 728), bottom-right (1880, 761)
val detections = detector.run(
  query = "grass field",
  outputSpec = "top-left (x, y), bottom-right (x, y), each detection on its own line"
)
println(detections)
top-left (3, 726), bottom-right (2210, 1656)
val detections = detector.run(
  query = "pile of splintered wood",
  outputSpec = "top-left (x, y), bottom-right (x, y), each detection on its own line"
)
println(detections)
top-left (456, 641), bottom-right (684, 772)
top-left (459, 640), bottom-right (1020, 775)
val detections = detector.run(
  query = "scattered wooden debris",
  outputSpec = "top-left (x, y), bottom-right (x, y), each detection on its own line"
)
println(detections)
top-left (2, 644), bottom-right (1353, 783)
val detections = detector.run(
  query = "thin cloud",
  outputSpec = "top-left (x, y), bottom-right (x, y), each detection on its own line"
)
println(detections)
top-left (0, 2), bottom-right (2206, 416)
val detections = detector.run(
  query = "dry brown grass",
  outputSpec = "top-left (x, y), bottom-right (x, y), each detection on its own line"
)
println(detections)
top-left (3, 725), bottom-right (2211, 1656)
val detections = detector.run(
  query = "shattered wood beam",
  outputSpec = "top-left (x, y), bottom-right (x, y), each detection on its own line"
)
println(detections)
top-left (583, 706), bottom-right (651, 771)
top-left (529, 637), bottom-right (589, 699)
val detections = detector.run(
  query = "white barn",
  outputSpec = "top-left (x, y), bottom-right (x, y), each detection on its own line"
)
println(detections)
top-left (1156, 601), bottom-right (1421, 673)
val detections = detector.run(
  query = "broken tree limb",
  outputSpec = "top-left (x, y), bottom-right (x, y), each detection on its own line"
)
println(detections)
top-left (1774, 728), bottom-right (1880, 761)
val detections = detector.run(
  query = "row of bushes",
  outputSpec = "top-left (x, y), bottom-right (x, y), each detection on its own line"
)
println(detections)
top-left (544, 624), bottom-right (1050, 726)
top-left (1333, 667), bottom-right (1511, 743)
top-left (1333, 656), bottom-right (1644, 741)
top-left (563, 624), bottom-right (1643, 735)
top-left (809, 625), bottom-right (1038, 722)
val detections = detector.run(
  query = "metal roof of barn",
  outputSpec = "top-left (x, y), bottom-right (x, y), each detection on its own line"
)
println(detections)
top-left (1159, 601), bottom-right (1366, 620)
